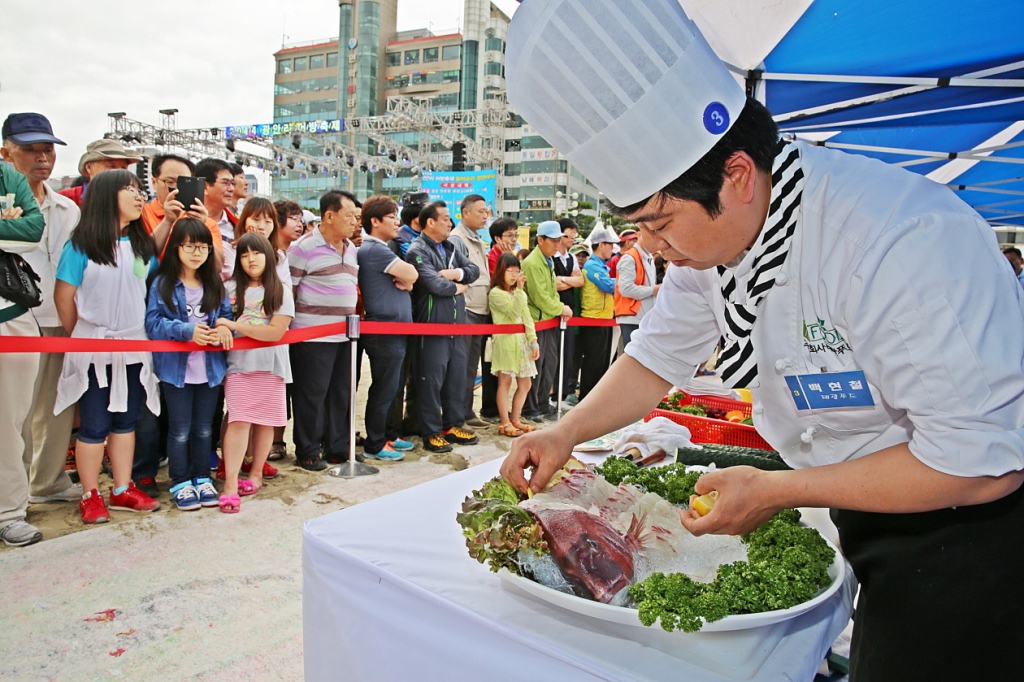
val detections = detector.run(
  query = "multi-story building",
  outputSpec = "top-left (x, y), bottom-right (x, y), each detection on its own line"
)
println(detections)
top-left (269, 0), bottom-right (599, 224)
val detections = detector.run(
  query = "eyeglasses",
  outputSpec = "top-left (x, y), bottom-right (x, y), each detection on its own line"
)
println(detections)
top-left (121, 186), bottom-right (145, 198)
top-left (156, 177), bottom-right (178, 189)
top-left (214, 179), bottom-right (234, 189)
top-left (179, 243), bottom-right (211, 255)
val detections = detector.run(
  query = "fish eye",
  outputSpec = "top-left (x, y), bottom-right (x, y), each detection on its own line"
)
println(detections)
top-left (587, 538), bottom-right (599, 549)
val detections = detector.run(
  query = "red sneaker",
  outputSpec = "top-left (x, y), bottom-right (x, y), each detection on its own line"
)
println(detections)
top-left (241, 460), bottom-right (279, 479)
top-left (215, 458), bottom-right (225, 481)
top-left (108, 482), bottom-right (161, 513)
top-left (79, 489), bottom-right (110, 524)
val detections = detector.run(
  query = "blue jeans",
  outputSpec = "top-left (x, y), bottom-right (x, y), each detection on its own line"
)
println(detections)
top-left (162, 382), bottom-right (221, 487)
top-left (362, 334), bottom-right (407, 453)
top-left (77, 364), bottom-right (145, 444)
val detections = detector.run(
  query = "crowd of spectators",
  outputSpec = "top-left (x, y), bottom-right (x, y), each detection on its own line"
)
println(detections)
top-left (0, 111), bottom-right (663, 546)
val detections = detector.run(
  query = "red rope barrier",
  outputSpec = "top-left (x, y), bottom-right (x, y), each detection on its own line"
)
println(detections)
top-left (0, 316), bottom-right (620, 353)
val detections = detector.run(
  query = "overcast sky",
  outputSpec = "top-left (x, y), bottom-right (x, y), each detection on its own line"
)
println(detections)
top-left (0, 0), bottom-right (520, 178)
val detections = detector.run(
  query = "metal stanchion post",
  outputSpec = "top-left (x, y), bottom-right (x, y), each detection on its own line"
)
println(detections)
top-left (556, 317), bottom-right (567, 419)
top-left (328, 314), bottom-right (379, 478)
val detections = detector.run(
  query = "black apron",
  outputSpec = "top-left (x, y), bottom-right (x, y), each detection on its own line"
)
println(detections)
top-left (832, 482), bottom-right (1024, 681)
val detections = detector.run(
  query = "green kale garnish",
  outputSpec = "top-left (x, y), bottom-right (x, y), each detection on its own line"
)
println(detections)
top-left (628, 509), bottom-right (835, 632)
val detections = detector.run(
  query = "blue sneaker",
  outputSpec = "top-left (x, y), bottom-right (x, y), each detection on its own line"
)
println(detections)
top-left (193, 478), bottom-right (220, 507)
top-left (387, 439), bottom-right (415, 452)
top-left (364, 445), bottom-right (405, 461)
top-left (170, 482), bottom-right (201, 511)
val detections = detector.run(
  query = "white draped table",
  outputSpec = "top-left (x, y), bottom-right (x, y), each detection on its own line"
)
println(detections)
top-left (302, 458), bottom-right (855, 681)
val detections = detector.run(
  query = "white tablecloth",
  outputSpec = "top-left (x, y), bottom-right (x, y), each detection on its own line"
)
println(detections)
top-left (303, 459), bottom-right (855, 682)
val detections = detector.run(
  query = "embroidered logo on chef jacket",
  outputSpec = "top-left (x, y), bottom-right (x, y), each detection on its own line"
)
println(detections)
top-left (802, 317), bottom-right (851, 357)
top-left (785, 370), bottom-right (875, 410)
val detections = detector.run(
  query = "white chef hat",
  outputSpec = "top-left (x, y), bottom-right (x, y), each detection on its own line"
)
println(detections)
top-left (506, 0), bottom-right (746, 208)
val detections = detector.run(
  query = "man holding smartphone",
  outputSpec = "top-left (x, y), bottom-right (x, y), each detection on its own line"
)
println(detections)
top-left (142, 154), bottom-right (220, 262)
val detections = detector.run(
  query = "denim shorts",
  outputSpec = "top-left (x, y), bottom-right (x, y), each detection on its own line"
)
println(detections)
top-left (76, 363), bottom-right (145, 444)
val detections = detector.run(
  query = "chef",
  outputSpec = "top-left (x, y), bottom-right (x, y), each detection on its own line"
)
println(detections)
top-left (498, 1), bottom-right (1024, 679)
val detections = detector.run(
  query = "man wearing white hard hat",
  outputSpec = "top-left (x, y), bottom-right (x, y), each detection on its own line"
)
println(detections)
top-left (500, 1), bottom-right (1024, 678)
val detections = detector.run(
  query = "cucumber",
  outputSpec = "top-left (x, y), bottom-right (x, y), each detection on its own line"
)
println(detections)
top-left (676, 443), bottom-right (792, 471)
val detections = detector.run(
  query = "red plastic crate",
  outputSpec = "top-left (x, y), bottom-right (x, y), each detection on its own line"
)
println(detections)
top-left (645, 393), bottom-right (772, 450)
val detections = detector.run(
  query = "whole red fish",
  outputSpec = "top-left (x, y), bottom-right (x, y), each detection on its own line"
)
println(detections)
top-left (534, 508), bottom-right (644, 603)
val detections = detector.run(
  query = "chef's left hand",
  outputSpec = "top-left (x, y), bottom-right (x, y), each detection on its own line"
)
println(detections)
top-left (680, 466), bottom-right (783, 536)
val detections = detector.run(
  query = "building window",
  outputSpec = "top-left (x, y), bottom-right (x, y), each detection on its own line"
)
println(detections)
top-left (442, 44), bottom-right (461, 61)
top-left (310, 54), bottom-right (324, 69)
top-left (441, 70), bottom-right (461, 83)
top-left (278, 59), bottom-right (292, 74)
top-left (423, 47), bottom-right (439, 63)
top-left (484, 61), bottom-right (503, 77)
top-left (386, 51), bottom-right (401, 67)
top-left (294, 56), bottom-right (307, 71)
top-left (503, 187), bottom-right (519, 200)
top-left (485, 37), bottom-right (504, 52)
top-left (326, 52), bottom-right (338, 67)
top-left (432, 92), bottom-right (459, 108)
top-left (504, 163), bottom-right (521, 176)
top-left (404, 50), bottom-right (419, 65)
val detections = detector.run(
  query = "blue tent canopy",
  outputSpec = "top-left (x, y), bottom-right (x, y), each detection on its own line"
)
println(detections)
top-left (751, 0), bottom-right (1024, 230)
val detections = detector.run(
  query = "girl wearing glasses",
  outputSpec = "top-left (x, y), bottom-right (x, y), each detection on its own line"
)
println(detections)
top-left (53, 170), bottom-right (161, 524)
top-left (145, 218), bottom-right (234, 511)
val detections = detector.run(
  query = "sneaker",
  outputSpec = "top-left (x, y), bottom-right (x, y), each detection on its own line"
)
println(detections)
top-left (556, 400), bottom-right (574, 412)
top-left (193, 478), bottom-right (220, 508)
top-left (423, 434), bottom-right (453, 453)
top-left (0, 520), bottom-right (43, 546)
top-left (242, 460), bottom-right (279, 479)
top-left (159, 456), bottom-right (169, 468)
top-left (170, 482), bottom-right (201, 511)
top-left (29, 483), bottom-right (84, 503)
top-left (387, 439), bottom-right (415, 452)
top-left (209, 450), bottom-right (220, 470)
top-left (79, 490), bottom-right (110, 525)
top-left (298, 457), bottom-right (329, 472)
top-left (565, 394), bottom-right (579, 406)
top-left (108, 482), bottom-right (161, 513)
top-left (443, 426), bottom-right (479, 445)
top-left (364, 445), bottom-right (405, 461)
top-left (135, 477), bottom-right (160, 498)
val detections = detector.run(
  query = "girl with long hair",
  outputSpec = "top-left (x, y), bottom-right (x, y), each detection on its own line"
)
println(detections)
top-left (215, 233), bottom-right (294, 513)
top-left (222, 197), bottom-right (290, 284)
top-left (145, 218), bottom-right (233, 511)
top-left (53, 170), bottom-right (162, 524)
top-left (487, 253), bottom-right (540, 437)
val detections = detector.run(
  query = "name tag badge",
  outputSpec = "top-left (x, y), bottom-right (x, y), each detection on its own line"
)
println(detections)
top-left (785, 370), bottom-right (875, 411)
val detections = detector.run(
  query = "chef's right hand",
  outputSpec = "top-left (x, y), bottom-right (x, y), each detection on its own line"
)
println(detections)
top-left (501, 425), bottom-right (576, 495)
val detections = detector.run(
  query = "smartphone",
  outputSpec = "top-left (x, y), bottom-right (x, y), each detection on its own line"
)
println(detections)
top-left (175, 176), bottom-right (204, 211)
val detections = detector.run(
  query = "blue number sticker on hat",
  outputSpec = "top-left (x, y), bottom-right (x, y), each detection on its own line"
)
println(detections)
top-left (703, 102), bottom-right (730, 135)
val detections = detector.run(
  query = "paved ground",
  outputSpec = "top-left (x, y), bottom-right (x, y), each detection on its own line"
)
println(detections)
top-left (0, 372), bottom-right (850, 681)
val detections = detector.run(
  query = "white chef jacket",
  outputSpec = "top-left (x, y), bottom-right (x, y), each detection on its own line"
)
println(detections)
top-left (627, 141), bottom-right (1024, 478)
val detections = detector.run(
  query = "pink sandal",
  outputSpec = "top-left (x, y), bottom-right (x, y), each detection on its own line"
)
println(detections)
top-left (237, 479), bottom-right (261, 497)
top-left (218, 493), bottom-right (240, 514)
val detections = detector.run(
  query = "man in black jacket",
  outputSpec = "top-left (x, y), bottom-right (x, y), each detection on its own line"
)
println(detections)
top-left (406, 201), bottom-right (481, 453)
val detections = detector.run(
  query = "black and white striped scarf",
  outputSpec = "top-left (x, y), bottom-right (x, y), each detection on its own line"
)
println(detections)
top-left (715, 140), bottom-right (804, 389)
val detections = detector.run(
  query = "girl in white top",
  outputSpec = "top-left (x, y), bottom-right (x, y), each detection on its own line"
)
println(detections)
top-left (53, 170), bottom-right (162, 524)
top-left (216, 233), bottom-right (294, 513)
top-left (221, 197), bottom-right (291, 285)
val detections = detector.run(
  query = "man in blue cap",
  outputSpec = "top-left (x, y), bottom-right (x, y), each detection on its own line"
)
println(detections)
top-left (0, 113), bottom-right (49, 546)
top-left (2, 113), bottom-right (83, 514)
top-left (520, 221), bottom-right (573, 420)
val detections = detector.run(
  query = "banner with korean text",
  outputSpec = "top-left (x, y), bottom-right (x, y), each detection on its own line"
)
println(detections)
top-left (420, 170), bottom-right (497, 222)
